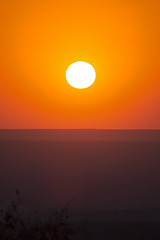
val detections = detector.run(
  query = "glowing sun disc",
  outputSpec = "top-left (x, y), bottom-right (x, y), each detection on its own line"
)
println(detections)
top-left (66, 61), bottom-right (96, 89)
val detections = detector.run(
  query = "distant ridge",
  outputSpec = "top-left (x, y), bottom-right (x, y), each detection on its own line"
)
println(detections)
top-left (0, 129), bottom-right (160, 141)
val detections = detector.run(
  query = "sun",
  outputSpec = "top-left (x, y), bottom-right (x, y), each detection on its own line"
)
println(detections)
top-left (66, 61), bottom-right (96, 89)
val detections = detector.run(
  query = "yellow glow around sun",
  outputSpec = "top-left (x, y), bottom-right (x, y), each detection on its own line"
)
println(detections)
top-left (66, 61), bottom-right (96, 89)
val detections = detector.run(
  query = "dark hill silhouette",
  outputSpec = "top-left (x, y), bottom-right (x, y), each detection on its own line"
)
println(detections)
top-left (0, 130), bottom-right (160, 210)
top-left (0, 130), bottom-right (160, 239)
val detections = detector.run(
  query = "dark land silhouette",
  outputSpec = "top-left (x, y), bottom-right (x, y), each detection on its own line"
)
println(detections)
top-left (0, 129), bottom-right (160, 239)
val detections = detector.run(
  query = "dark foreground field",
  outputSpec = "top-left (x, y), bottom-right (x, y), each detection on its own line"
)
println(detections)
top-left (0, 130), bottom-right (160, 239)
top-left (72, 220), bottom-right (160, 240)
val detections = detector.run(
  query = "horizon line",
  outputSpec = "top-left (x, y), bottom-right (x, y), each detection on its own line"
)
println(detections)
top-left (0, 129), bottom-right (160, 130)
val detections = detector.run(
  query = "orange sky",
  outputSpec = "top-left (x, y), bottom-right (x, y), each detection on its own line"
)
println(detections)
top-left (0, 0), bottom-right (160, 129)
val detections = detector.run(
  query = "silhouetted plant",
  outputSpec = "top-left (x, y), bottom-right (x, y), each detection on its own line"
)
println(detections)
top-left (0, 190), bottom-right (74, 240)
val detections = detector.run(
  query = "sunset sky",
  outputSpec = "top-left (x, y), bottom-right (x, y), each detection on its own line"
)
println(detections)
top-left (0, 0), bottom-right (159, 129)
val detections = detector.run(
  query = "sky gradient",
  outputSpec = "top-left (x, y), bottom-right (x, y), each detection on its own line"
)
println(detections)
top-left (0, 0), bottom-right (159, 129)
